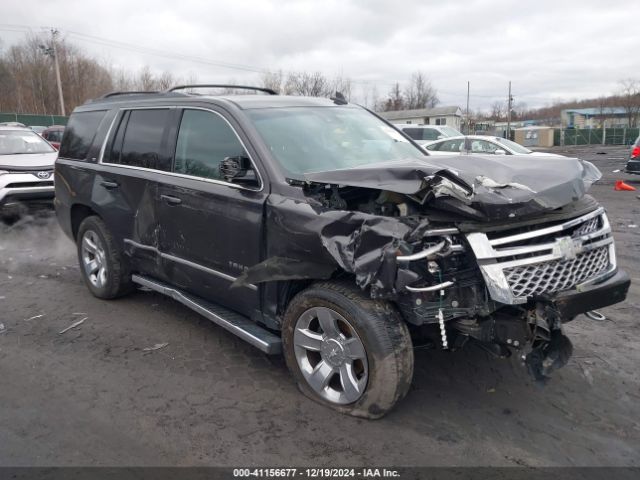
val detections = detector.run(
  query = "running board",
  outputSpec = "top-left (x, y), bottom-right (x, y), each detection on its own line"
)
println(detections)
top-left (132, 274), bottom-right (282, 354)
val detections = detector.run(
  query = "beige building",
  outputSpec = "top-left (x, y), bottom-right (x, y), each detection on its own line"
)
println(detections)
top-left (514, 126), bottom-right (555, 148)
top-left (379, 106), bottom-right (463, 131)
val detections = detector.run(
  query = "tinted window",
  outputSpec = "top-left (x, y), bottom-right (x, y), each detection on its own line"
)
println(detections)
top-left (400, 127), bottom-right (439, 141)
top-left (174, 109), bottom-right (248, 180)
top-left (46, 130), bottom-right (64, 142)
top-left (401, 127), bottom-right (422, 140)
top-left (422, 128), bottom-right (439, 141)
top-left (110, 109), bottom-right (170, 170)
top-left (59, 110), bottom-right (106, 159)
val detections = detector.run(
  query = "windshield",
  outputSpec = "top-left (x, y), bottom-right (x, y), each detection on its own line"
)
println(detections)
top-left (495, 137), bottom-right (532, 154)
top-left (247, 106), bottom-right (427, 175)
top-left (0, 130), bottom-right (55, 155)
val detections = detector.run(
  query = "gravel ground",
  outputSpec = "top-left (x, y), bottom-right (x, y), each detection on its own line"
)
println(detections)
top-left (0, 145), bottom-right (638, 467)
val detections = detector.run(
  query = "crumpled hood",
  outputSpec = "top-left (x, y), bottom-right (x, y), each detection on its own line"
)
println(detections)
top-left (300, 154), bottom-right (602, 221)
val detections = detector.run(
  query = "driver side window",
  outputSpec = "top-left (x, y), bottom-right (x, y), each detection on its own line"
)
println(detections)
top-left (174, 109), bottom-right (248, 181)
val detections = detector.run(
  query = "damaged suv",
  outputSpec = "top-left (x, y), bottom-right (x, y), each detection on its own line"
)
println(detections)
top-left (55, 86), bottom-right (630, 418)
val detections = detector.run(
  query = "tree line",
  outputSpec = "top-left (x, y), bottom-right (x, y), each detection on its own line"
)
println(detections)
top-left (0, 33), bottom-right (443, 116)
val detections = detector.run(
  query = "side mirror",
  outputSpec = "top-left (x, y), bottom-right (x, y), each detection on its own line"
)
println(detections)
top-left (219, 156), bottom-right (255, 183)
top-left (494, 149), bottom-right (506, 155)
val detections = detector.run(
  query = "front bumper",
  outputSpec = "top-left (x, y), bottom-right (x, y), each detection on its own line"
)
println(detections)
top-left (0, 172), bottom-right (55, 210)
top-left (552, 269), bottom-right (630, 319)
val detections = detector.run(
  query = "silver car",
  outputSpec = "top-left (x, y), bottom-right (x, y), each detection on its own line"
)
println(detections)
top-left (0, 126), bottom-right (58, 216)
top-left (423, 135), bottom-right (565, 157)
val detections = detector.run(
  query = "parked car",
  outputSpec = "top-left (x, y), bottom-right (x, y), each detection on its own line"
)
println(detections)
top-left (55, 86), bottom-right (629, 418)
top-left (0, 122), bottom-right (27, 128)
top-left (0, 125), bottom-right (57, 217)
top-left (393, 124), bottom-right (462, 144)
top-left (423, 135), bottom-right (565, 157)
top-left (42, 125), bottom-right (65, 150)
top-left (30, 125), bottom-right (47, 135)
top-left (625, 135), bottom-right (640, 174)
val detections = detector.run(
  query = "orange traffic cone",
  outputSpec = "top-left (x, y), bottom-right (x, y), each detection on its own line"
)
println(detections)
top-left (614, 180), bottom-right (636, 191)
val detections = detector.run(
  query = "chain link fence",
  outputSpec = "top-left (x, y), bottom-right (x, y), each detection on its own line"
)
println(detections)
top-left (554, 128), bottom-right (639, 146)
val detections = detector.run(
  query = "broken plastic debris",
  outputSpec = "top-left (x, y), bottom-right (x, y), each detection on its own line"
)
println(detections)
top-left (58, 317), bottom-right (87, 334)
top-left (0, 323), bottom-right (5, 334)
top-left (143, 342), bottom-right (169, 352)
top-left (612, 169), bottom-right (621, 173)
top-left (24, 314), bottom-right (45, 321)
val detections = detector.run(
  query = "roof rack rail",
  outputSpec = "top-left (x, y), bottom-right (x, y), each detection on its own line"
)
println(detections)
top-left (166, 84), bottom-right (278, 95)
top-left (99, 91), bottom-right (159, 99)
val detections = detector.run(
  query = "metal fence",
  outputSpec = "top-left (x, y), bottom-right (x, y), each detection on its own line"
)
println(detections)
top-left (554, 128), bottom-right (639, 146)
top-left (0, 112), bottom-right (68, 127)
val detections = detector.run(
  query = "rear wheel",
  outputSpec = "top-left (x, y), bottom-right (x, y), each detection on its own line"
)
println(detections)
top-left (282, 281), bottom-right (414, 419)
top-left (77, 216), bottom-right (133, 299)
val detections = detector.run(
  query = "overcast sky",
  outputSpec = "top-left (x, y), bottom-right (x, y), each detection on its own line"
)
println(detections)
top-left (1, 0), bottom-right (639, 110)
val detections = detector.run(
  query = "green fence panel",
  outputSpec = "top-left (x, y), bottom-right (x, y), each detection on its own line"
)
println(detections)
top-left (554, 128), bottom-right (639, 146)
top-left (0, 112), bottom-right (68, 127)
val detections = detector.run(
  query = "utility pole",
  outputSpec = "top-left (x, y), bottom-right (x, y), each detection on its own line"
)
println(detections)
top-left (40, 29), bottom-right (66, 116)
top-left (51, 29), bottom-right (65, 116)
top-left (466, 81), bottom-right (470, 135)
top-left (506, 81), bottom-right (513, 139)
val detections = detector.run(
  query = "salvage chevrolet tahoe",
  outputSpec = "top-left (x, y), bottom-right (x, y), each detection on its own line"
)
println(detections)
top-left (55, 85), bottom-right (630, 418)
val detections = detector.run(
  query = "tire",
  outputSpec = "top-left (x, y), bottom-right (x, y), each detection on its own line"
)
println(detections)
top-left (282, 281), bottom-right (414, 419)
top-left (76, 215), bottom-right (133, 299)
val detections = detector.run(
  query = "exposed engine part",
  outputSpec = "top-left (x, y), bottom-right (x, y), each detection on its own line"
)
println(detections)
top-left (524, 330), bottom-right (573, 385)
top-left (397, 240), bottom-right (448, 261)
top-left (524, 304), bottom-right (573, 384)
top-left (437, 308), bottom-right (448, 349)
top-left (406, 280), bottom-right (455, 293)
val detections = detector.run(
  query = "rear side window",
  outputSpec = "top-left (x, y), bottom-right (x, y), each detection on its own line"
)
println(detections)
top-left (107, 109), bottom-right (171, 171)
top-left (400, 127), bottom-right (438, 141)
top-left (59, 110), bottom-right (106, 159)
top-left (46, 130), bottom-right (64, 142)
top-left (174, 109), bottom-right (248, 181)
top-left (401, 127), bottom-right (422, 140)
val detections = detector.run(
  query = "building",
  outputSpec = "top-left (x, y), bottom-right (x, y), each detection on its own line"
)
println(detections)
top-left (561, 107), bottom-right (630, 128)
top-left (379, 106), bottom-right (463, 131)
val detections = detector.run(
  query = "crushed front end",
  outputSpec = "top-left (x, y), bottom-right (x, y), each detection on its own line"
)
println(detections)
top-left (394, 201), bottom-right (630, 383)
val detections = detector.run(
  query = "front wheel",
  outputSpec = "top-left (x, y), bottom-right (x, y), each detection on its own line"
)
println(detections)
top-left (282, 281), bottom-right (414, 419)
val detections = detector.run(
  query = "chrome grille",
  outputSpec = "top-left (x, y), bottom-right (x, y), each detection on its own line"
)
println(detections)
top-left (504, 246), bottom-right (609, 298)
top-left (465, 207), bottom-right (616, 305)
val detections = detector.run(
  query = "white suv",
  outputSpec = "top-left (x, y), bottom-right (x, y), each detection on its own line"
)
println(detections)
top-left (393, 124), bottom-right (462, 145)
top-left (0, 126), bottom-right (58, 216)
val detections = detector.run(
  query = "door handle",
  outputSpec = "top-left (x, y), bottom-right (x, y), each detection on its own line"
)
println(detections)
top-left (99, 180), bottom-right (119, 189)
top-left (160, 194), bottom-right (182, 206)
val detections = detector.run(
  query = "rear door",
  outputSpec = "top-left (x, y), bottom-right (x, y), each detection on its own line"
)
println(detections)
top-left (157, 107), bottom-right (267, 319)
top-left (99, 107), bottom-right (172, 278)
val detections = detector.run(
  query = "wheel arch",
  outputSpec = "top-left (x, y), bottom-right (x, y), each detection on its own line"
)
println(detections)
top-left (70, 203), bottom-right (99, 242)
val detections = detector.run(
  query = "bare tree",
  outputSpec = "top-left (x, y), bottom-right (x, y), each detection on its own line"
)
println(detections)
top-left (284, 71), bottom-right (332, 97)
top-left (383, 83), bottom-right (404, 111)
top-left (489, 101), bottom-right (506, 121)
top-left (618, 79), bottom-right (640, 127)
top-left (261, 70), bottom-right (285, 93)
top-left (403, 72), bottom-right (438, 109)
